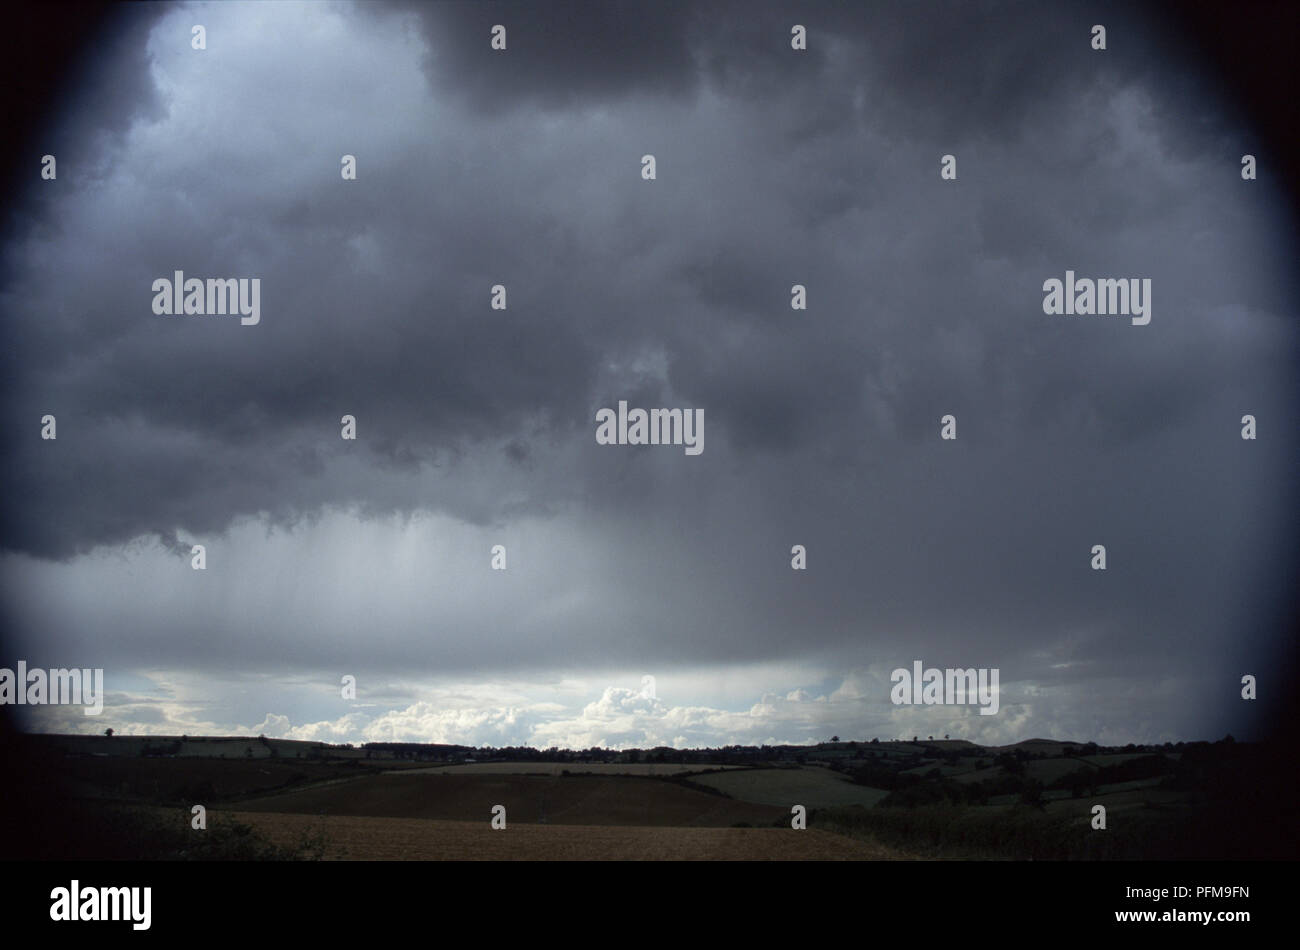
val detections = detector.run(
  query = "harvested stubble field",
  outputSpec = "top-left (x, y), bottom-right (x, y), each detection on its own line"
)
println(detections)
top-left (226, 810), bottom-right (913, 860)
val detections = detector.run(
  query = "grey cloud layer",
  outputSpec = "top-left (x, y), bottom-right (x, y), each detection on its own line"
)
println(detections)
top-left (0, 1), bottom-right (1294, 744)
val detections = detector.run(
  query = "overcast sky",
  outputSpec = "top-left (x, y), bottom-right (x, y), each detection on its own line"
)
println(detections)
top-left (1, 0), bottom-right (1295, 748)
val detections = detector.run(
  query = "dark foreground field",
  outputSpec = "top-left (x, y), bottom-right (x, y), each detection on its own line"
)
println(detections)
top-left (225, 810), bottom-right (910, 860)
top-left (235, 772), bottom-right (789, 826)
top-left (3, 730), bottom-right (1294, 860)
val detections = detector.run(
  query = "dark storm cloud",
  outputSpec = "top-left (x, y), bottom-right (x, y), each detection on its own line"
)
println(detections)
top-left (3, 3), bottom-right (169, 240)
top-left (54, 5), bottom-right (170, 141)
top-left (392, 0), bottom-right (700, 112)
top-left (0, 1), bottom-right (1294, 745)
top-left (0, 0), bottom-right (1290, 556)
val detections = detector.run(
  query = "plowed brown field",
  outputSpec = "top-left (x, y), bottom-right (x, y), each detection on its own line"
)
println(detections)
top-left (226, 810), bottom-right (913, 860)
top-left (236, 772), bottom-right (790, 826)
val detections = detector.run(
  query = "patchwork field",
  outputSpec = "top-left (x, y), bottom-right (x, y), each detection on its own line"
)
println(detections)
top-left (1042, 781), bottom-right (1184, 815)
top-left (12, 736), bottom-right (1269, 861)
top-left (225, 810), bottom-right (912, 860)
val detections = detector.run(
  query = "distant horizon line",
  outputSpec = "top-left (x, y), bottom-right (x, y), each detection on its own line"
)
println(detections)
top-left (15, 731), bottom-right (1251, 752)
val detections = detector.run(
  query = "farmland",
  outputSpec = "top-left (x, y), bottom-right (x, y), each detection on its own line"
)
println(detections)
top-left (688, 766), bottom-right (890, 808)
top-left (3, 731), bottom-right (1289, 861)
top-left (223, 810), bottom-right (911, 860)
top-left (236, 772), bottom-right (789, 827)
top-left (394, 762), bottom-right (744, 777)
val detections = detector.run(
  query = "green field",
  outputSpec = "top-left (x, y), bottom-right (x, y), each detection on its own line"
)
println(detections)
top-left (689, 766), bottom-right (890, 808)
